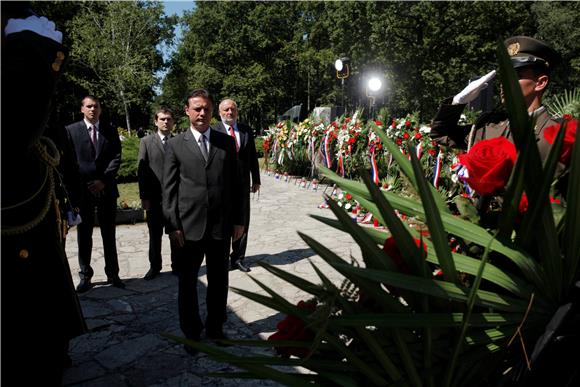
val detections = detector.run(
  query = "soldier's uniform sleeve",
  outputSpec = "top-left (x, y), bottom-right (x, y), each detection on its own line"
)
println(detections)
top-left (429, 97), bottom-right (471, 150)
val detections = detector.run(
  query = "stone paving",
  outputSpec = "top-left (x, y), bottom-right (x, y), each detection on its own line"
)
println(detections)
top-left (63, 172), bottom-right (366, 386)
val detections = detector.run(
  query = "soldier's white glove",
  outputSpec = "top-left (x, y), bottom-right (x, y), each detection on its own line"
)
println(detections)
top-left (4, 15), bottom-right (62, 43)
top-left (452, 70), bottom-right (496, 105)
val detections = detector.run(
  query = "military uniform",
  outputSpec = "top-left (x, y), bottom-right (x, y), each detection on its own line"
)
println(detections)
top-left (430, 101), bottom-right (559, 163)
top-left (1, 8), bottom-right (87, 385)
top-left (430, 36), bottom-right (562, 165)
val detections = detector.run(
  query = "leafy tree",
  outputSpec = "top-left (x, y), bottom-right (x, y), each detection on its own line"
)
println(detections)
top-left (67, 0), bottom-right (175, 133)
top-left (162, 1), bottom-right (579, 129)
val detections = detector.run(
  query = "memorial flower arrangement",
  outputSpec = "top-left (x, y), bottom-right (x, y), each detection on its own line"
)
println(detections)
top-left (175, 42), bottom-right (579, 387)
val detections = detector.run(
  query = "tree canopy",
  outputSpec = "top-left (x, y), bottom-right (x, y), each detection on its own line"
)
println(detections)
top-left (29, 1), bottom-right (580, 131)
top-left (161, 1), bottom-right (579, 130)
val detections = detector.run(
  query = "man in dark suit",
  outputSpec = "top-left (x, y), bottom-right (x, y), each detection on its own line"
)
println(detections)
top-left (138, 107), bottom-right (177, 280)
top-left (163, 89), bottom-right (243, 355)
top-left (213, 99), bottom-right (261, 272)
top-left (66, 95), bottom-right (124, 292)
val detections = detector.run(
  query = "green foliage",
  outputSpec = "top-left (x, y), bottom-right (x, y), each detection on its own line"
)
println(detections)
top-left (545, 88), bottom-right (580, 118)
top-left (66, 0), bottom-right (175, 131)
top-left (118, 135), bottom-right (140, 182)
top-left (254, 136), bottom-right (265, 158)
top-left (117, 182), bottom-right (140, 209)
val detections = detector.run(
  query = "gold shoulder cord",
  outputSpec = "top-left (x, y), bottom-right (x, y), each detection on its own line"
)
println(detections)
top-left (1, 137), bottom-right (61, 237)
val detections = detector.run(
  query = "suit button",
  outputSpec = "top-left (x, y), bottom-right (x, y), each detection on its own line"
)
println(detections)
top-left (19, 249), bottom-right (29, 259)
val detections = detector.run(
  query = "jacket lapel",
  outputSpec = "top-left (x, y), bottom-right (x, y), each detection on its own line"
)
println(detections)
top-left (207, 130), bottom-right (218, 166)
top-left (183, 129), bottom-right (206, 163)
top-left (154, 133), bottom-right (164, 154)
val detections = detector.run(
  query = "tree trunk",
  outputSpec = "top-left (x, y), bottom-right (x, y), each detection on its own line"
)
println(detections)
top-left (120, 89), bottom-right (131, 135)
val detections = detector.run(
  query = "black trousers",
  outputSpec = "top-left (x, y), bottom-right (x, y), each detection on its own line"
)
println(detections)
top-left (146, 203), bottom-right (177, 272)
top-left (230, 193), bottom-right (251, 265)
top-left (177, 235), bottom-right (229, 340)
top-left (77, 192), bottom-right (119, 280)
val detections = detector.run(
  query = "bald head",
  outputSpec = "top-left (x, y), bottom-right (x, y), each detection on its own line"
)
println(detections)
top-left (219, 99), bottom-right (238, 126)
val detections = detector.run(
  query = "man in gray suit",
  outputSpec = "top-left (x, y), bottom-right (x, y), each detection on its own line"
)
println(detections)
top-left (138, 107), bottom-right (177, 280)
top-left (163, 89), bottom-right (244, 355)
top-left (213, 99), bottom-right (261, 272)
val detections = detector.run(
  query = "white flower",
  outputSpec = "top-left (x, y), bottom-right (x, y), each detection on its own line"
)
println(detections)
top-left (337, 201), bottom-right (343, 207)
top-left (338, 193), bottom-right (344, 200)
top-left (345, 203), bottom-right (352, 210)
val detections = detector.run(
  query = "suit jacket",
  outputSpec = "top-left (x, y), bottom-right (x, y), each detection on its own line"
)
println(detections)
top-left (213, 122), bottom-right (260, 224)
top-left (65, 120), bottom-right (122, 198)
top-left (163, 128), bottom-right (243, 242)
top-left (138, 132), bottom-right (172, 203)
top-left (430, 99), bottom-right (558, 162)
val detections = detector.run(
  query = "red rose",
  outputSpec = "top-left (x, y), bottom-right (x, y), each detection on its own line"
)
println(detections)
top-left (375, 120), bottom-right (383, 126)
top-left (345, 193), bottom-right (352, 200)
top-left (429, 149), bottom-right (437, 156)
top-left (414, 133), bottom-right (422, 140)
top-left (268, 300), bottom-right (316, 358)
top-left (396, 138), bottom-right (403, 145)
top-left (383, 235), bottom-right (428, 274)
top-left (543, 118), bottom-right (577, 166)
top-left (391, 120), bottom-right (396, 128)
top-left (519, 193), bottom-right (562, 214)
top-left (458, 137), bottom-right (517, 195)
top-left (405, 120), bottom-right (411, 127)
top-left (403, 132), bottom-right (410, 140)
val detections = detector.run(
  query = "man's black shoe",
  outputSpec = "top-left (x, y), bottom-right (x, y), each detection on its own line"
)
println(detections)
top-left (183, 344), bottom-right (198, 356)
top-left (183, 334), bottom-right (200, 356)
top-left (107, 276), bottom-right (126, 289)
top-left (76, 278), bottom-right (93, 293)
top-left (232, 261), bottom-right (251, 272)
top-left (206, 330), bottom-right (231, 347)
top-left (143, 268), bottom-right (160, 281)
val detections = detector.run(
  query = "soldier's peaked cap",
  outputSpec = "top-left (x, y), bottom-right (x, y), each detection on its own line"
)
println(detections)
top-left (504, 36), bottom-right (561, 70)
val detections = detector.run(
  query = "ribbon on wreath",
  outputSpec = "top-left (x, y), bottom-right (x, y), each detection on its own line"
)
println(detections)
top-left (308, 136), bottom-right (316, 162)
top-left (416, 142), bottom-right (423, 160)
top-left (324, 132), bottom-right (333, 168)
top-left (339, 153), bottom-right (345, 177)
top-left (432, 147), bottom-right (443, 188)
top-left (370, 145), bottom-right (380, 185)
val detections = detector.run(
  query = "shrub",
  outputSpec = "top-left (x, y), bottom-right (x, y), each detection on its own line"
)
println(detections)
top-left (118, 135), bottom-right (139, 182)
top-left (255, 136), bottom-right (264, 158)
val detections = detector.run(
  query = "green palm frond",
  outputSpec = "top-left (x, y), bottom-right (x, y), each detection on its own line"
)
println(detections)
top-left (546, 88), bottom-right (580, 118)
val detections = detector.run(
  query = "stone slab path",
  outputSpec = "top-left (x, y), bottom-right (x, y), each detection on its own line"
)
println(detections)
top-left (63, 172), bottom-right (370, 386)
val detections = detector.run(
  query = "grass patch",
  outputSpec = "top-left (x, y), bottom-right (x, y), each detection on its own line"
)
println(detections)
top-left (117, 182), bottom-right (141, 208)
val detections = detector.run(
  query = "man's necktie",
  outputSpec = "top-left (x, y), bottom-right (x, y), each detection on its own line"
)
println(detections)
top-left (228, 126), bottom-right (239, 152)
top-left (199, 133), bottom-right (208, 161)
top-left (90, 125), bottom-right (97, 145)
top-left (89, 125), bottom-right (97, 157)
top-left (162, 136), bottom-right (168, 149)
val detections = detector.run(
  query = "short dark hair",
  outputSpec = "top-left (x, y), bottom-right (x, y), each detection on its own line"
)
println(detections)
top-left (81, 95), bottom-right (100, 107)
top-left (185, 88), bottom-right (213, 107)
top-left (155, 107), bottom-right (174, 120)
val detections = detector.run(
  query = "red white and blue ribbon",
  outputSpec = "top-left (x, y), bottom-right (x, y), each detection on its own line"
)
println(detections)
top-left (370, 146), bottom-right (380, 185)
top-left (415, 142), bottom-right (423, 160)
top-left (308, 137), bottom-right (316, 162)
top-left (432, 147), bottom-right (443, 188)
top-left (324, 133), bottom-right (333, 168)
top-left (339, 154), bottom-right (345, 177)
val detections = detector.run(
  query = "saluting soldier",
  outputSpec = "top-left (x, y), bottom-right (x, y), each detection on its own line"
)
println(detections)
top-left (430, 36), bottom-right (562, 162)
top-left (1, 3), bottom-right (87, 385)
